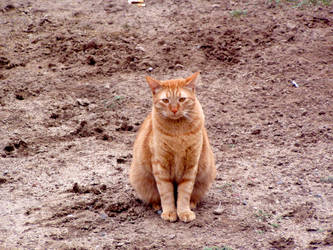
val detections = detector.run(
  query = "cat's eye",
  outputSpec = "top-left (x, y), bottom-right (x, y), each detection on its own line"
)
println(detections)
top-left (178, 97), bottom-right (186, 102)
top-left (162, 98), bottom-right (169, 104)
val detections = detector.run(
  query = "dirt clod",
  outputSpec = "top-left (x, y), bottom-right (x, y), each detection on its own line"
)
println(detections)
top-left (270, 237), bottom-right (295, 249)
top-left (87, 56), bottom-right (96, 65)
top-left (72, 183), bottom-right (81, 193)
top-left (251, 129), bottom-right (261, 135)
top-left (0, 57), bottom-right (10, 68)
top-left (0, 178), bottom-right (7, 184)
top-left (116, 122), bottom-right (133, 131)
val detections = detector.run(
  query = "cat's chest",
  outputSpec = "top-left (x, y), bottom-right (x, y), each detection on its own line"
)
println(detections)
top-left (152, 130), bottom-right (203, 166)
top-left (151, 131), bottom-right (203, 181)
top-left (160, 132), bottom-right (201, 151)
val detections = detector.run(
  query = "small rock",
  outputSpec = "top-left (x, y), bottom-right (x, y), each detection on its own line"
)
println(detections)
top-left (213, 202), bottom-right (223, 215)
top-left (117, 158), bottom-right (126, 164)
top-left (147, 67), bottom-right (153, 72)
top-left (50, 113), bottom-right (59, 119)
top-left (286, 22), bottom-right (297, 30)
top-left (87, 56), bottom-right (96, 65)
top-left (83, 40), bottom-right (98, 50)
top-left (100, 184), bottom-right (107, 191)
top-left (115, 242), bottom-right (124, 247)
top-left (175, 64), bottom-right (184, 69)
top-left (169, 234), bottom-right (176, 239)
top-left (306, 228), bottom-right (319, 232)
top-left (14, 140), bottom-right (27, 149)
top-left (94, 127), bottom-right (104, 133)
top-left (213, 208), bottom-right (223, 215)
top-left (72, 182), bottom-right (81, 193)
top-left (321, 176), bottom-right (333, 184)
top-left (15, 94), bottom-right (24, 100)
top-left (116, 122), bottom-right (133, 131)
top-left (135, 45), bottom-right (145, 52)
top-left (291, 80), bottom-right (299, 88)
top-left (251, 129), bottom-right (261, 135)
top-left (77, 98), bottom-right (90, 106)
top-left (4, 145), bottom-right (14, 153)
top-left (100, 212), bottom-right (108, 220)
top-left (3, 4), bottom-right (15, 12)
top-left (101, 134), bottom-right (110, 141)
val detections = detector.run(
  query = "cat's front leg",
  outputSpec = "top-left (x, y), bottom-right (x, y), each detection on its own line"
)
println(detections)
top-left (177, 165), bottom-right (198, 222)
top-left (152, 161), bottom-right (177, 222)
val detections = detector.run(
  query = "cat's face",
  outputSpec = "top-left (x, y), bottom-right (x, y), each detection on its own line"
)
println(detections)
top-left (146, 72), bottom-right (199, 120)
top-left (154, 86), bottom-right (195, 120)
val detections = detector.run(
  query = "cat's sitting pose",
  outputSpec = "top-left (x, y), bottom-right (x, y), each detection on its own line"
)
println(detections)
top-left (130, 72), bottom-right (216, 222)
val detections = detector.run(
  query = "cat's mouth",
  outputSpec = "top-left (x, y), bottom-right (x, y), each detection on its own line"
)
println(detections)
top-left (160, 111), bottom-right (183, 120)
top-left (169, 112), bottom-right (184, 120)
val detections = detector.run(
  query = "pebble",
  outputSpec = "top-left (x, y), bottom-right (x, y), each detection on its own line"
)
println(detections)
top-left (116, 242), bottom-right (124, 247)
top-left (100, 212), bottom-right (108, 220)
top-left (295, 179), bottom-right (302, 185)
top-left (169, 234), bottom-right (176, 239)
top-left (213, 202), bottom-right (223, 215)
top-left (286, 22), bottom-right (297, 30)
top-left (213, 208), bottom-right (223, 215)
top-left (251, 129), bottom-right (261, 135)
top-left (175, 64), bottom-right (184, 69)
top-left (77, 98), bottom-right (90, 106)
top-left (291, 80), bottom-right (299, 88)
top-left (147, 67), bottom-right (153, 72)
top-left (135, 45), bottom-right (145, 52)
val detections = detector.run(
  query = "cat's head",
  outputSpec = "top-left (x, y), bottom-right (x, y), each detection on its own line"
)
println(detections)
top-left (146, 72), bottom-right (200, 120)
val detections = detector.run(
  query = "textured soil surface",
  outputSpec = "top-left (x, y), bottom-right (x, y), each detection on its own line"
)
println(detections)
top-left (1, 0), bottom-right (333, 249)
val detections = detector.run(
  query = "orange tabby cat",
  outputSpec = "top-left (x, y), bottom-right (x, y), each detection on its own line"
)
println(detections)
top-left (130, 72), bottom-right (216, 222)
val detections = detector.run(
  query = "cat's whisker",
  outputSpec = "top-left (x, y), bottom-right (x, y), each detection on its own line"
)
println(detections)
top-left (183, 112), bottom-right (193, 121)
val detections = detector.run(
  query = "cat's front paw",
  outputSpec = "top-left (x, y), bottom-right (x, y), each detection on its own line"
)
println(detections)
top-left (161, 210), bottom-right (177, 222)
top-left (178, 210), bottom-right (196, 223)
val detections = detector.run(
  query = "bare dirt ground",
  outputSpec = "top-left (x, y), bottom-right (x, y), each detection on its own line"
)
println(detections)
top-left (1, 0), bottom-right (333, 249)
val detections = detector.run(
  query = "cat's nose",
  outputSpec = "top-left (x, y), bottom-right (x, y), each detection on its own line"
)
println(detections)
top-left (171, 107), bottom-right (178, 114)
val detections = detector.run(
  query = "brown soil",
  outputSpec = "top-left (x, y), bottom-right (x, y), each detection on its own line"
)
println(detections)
top-left (1, 0), bottom-right (332, 249)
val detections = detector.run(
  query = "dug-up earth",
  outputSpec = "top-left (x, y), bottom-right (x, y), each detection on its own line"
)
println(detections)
top-left (0, 0), bottom-right (332, 249)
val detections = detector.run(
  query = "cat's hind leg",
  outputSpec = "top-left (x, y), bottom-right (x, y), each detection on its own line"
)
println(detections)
top-left (190, 159), bottom-right (216, 208)
top-left (129, 164), bottom-right (161, 206)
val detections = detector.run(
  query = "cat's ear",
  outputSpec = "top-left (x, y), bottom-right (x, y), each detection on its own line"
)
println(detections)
top-left (146, 76), bottom-right (162, 95)
top-left (185, 72), bottom-right (200, 92)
